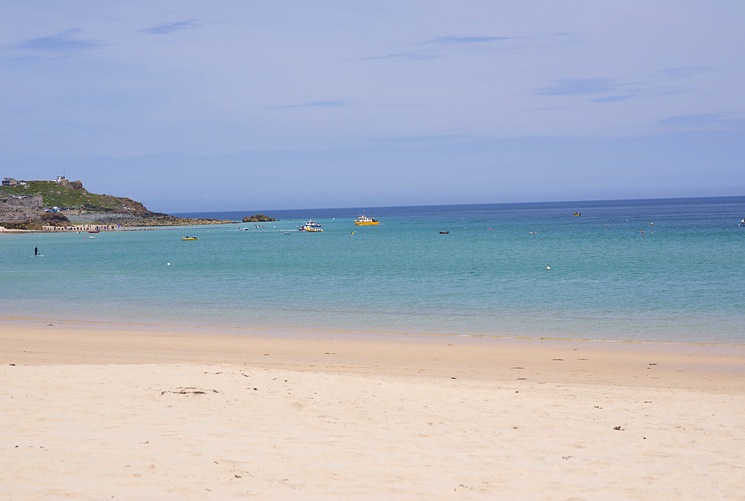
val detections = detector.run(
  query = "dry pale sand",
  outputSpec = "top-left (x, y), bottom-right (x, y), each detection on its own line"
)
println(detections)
top-left (2, 320), bottom-right (744, 500)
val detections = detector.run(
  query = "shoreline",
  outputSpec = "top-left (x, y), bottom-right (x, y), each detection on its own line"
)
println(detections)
top-left (0, 218), bottom-right (238, 234)
top-left (3, 314), bottom-right (744, 348)
top-left (3, 320), bottom-right (744, 498)
top-left (3, 318), bottom-right (744, 390)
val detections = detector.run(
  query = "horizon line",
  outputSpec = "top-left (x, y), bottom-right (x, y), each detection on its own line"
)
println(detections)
top-left (169, 194), bottom-right (745, 216)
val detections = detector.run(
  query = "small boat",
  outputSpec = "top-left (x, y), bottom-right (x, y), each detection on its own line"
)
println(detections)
top-left (740, 218), bottom-right (745, 227)
top-left (299, 220), bottom-right (323, 232)
top-left (88, 229), bottom-right (100, 233)
top-left (182, 236), bottom-right (198, 241)
top-left (573, 212), bottom-right (581, 217)
top-left (439, 231), bottom-right (449, 234)
top-left (354, 215), bottom-right (380, 226)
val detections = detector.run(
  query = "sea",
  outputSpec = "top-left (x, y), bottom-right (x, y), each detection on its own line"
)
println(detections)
top-left (2, 197), bottom-right (744, 344)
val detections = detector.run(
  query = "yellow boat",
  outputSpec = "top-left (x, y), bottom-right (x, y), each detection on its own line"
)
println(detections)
top-left (181, 236), bottom-right (198, 241)
top-left (299, 220), bottom-right (323, 232)
top-left (354, 215), bottom-right (380, 226)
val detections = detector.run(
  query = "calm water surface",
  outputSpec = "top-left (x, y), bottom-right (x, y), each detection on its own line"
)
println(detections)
top-left (2, 197), bottom-right (744, 343)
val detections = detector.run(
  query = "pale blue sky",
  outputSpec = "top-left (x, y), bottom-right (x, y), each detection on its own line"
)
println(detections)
top-left (2, 1), bottom-right (744, 212)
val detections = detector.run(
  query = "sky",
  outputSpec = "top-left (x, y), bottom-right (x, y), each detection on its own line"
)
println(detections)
top-left (2, 1), bottom-right (744, 213)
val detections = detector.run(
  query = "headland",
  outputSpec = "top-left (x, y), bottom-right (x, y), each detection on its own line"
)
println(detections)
top-left (1, 176), bottom-right (233, 231)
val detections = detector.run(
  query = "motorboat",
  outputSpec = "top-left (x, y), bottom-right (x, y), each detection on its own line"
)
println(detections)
top-left (354, 215), bottom-right (380, 226)
top-left (182, 236), bottom-right (198, 240)
top-left (299, 220), bottom-right (323, 232)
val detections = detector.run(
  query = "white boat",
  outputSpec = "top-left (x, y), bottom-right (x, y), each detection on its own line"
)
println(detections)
top-left (299, 220), bottom-right (323, 232)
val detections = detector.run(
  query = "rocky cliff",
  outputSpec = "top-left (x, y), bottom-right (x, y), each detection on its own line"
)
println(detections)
top-left (0, 179), bottom-right (233, 229)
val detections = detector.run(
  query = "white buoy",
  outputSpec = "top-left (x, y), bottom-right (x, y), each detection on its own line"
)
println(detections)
top-left (167, 262), bottom-right (171, 266)
top-left (546, 266), bottom-right (551, 271)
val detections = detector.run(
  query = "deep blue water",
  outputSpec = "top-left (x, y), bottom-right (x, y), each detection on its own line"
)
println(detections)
top-left (2, 197), bottom-right (744, 343)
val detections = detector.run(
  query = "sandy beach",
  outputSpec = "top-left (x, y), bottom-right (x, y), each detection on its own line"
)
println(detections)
top-left (2, 321), bottom-right (744, 500)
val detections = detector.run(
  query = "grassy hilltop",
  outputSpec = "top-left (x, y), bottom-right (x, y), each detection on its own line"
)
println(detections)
top-left (1, 179), bottom-right (233, 228)
top-left (1, 180), bottom-right (149, 214)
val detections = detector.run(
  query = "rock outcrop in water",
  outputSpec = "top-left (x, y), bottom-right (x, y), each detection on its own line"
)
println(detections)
top-left (242, 214), bottom-right (277, 222)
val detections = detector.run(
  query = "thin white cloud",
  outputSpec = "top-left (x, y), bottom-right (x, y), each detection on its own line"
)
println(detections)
top-left (659, 66), bottom-right (713, 78)
top-left (139, 19), bottom-right (199, 35)
top-left (537, 78), bottom-right (620, 96)
top-left (361, 32), bottom-right (570, 62)
top-left (590, 95), bottom-right (632, 103)
top-left (422, 36), bottom-right (515, 45)
top-left (269, 99), bottom-right (354, 110)
top-left (360, 53), bottom-right (435, 61)
top-left (15, 28), bottom-right (104, 53)
top-left (660, 113), bottom-right (745, 130)
top-left (374, 134), bottom-right (476, 145)
top-left (537, 76), bottom-right (691, 103)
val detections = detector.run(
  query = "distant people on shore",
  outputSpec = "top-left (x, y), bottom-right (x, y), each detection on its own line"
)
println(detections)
top-left (41, 224), bottom-right (120, 232)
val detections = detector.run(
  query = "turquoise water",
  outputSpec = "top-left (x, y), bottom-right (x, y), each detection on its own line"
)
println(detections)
top-left (2, 197), bottom-right (744, 343)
